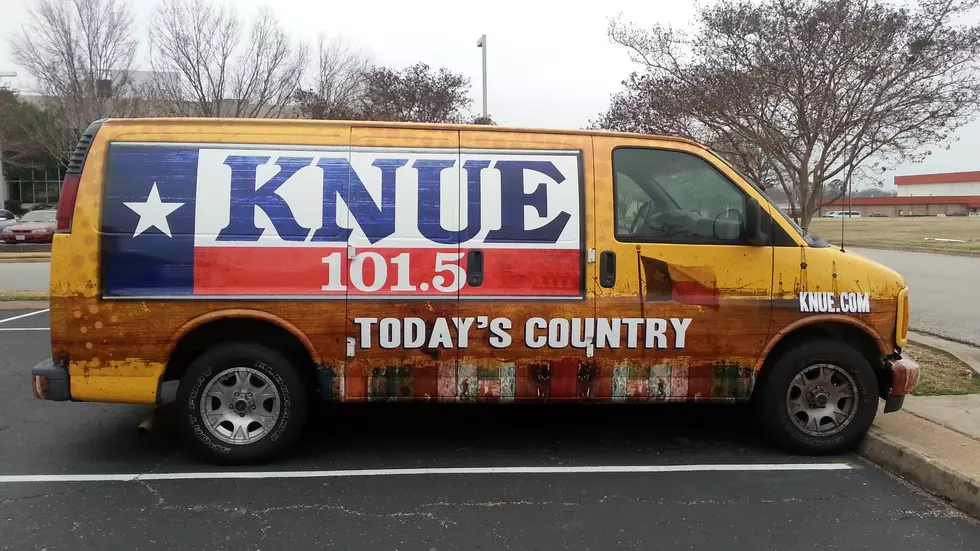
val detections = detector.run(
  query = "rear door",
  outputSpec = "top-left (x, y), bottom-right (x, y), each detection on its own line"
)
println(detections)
top-left (342, 128), bottom-right (462, 401)
top-left (456, 130), bottom-right (596, 401)
top-left (591, 137), bottom-right (773, 402)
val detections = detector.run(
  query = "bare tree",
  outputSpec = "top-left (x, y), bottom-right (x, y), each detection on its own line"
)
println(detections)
top-left (468, 114), bottom-right (497, 125)
top-left (149, 0), bottom-right (308, 118)
top-left (360, 62), bottom-right (472, 123)
top-left (293, 36), bottom-right (370, 120)
top-left (596, 0), bottom-right (980, 227)
top-left (9, 0), bottom-right (144, 163)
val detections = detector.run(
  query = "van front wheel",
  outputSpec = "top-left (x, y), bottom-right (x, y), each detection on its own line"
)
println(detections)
top-left (176, 343), bottom-right (308, 464)
top-left (757, 340), bottom-right (878, 455)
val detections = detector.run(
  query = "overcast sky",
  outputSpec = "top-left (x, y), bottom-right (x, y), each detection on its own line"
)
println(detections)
top-left (2, 0), bottom-right (978, 188)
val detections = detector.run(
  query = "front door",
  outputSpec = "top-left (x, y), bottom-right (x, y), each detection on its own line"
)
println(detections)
top-left (592, 137), bottom-right (773, 402)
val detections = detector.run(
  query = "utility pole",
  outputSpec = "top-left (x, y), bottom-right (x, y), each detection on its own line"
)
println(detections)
top-left (0, 71), bottom-right (18, 209)
top-left (476, 35), bottom-right (487, 118)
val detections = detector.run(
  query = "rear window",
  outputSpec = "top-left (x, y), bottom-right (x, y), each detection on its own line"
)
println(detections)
top-left (21, 211), bottom-right (57, 222)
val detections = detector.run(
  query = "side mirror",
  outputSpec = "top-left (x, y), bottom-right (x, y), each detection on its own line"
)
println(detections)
top-left (745, 198), bottom-right (768, 246)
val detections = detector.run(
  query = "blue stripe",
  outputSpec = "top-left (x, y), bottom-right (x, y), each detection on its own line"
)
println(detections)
top-left (101, 145), bottom-right (199, 297)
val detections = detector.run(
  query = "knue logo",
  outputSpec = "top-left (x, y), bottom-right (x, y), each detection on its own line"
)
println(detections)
top-left (799, 292), bottom-right (871, 314)
top-left (212, 154), bottom-right (574, 245)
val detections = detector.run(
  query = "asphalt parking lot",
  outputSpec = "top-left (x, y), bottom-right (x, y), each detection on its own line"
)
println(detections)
top-left (2, 308), bottom-right (979, 550)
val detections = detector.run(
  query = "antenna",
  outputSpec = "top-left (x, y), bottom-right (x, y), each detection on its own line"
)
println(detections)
top-left (840, 171), bottom-right (854, 253)
top-left (840, 187), bottom-right (846, 252)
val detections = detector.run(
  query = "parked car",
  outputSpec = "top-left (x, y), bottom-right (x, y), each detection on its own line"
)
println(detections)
top-left (0, 209), bottom-right (19, 232)
top-left (969, 212), bottom-right (980, 217)
top-left (0, 209), bottom-right (57, 244)
top-left (869, 212), bottom-right (889, 218)
top-left (824, 211), bottom-right (861, 218)
top-left (936, 213), bottom-right (946, 218)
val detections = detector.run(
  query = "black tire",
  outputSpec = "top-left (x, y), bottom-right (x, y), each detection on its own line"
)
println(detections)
top-left (176, 342), bottom-right (308, 464)
top-left (756, 340), bottom-right (878, 455)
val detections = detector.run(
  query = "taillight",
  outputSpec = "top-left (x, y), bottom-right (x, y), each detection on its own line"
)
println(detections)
top-left (56, 119), bottom-right (104, 233)
top-left (56, 173), bottom-right (81, 232)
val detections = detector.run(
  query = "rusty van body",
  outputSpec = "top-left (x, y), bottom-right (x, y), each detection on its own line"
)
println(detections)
top-left (31, 118), bottom-right (918, 462)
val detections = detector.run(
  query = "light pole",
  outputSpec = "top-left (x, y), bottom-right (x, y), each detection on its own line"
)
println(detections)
top-left (0, 71), bottom-right (17, 209)
top-left (476, 35), bottom-right (487, 118)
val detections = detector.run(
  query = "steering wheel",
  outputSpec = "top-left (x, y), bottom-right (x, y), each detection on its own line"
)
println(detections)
top-left (713, 208), bottom-right (745, 240)
top-left (629, 201), bottom-right (653, 235)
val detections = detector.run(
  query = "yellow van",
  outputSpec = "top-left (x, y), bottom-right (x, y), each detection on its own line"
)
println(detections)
top-left (31, 118), bottom-right (918, 462)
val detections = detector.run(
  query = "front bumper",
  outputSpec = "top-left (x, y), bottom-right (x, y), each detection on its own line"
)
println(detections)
top-left (31, 358), bottom-right (71, 401)
top-left (882, 354), bottom-right (920, 413)
top-left (2, 234), bottom-right (52, 244)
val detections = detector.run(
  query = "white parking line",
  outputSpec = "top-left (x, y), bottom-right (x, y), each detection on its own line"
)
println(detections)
top-left (0, 463), bottom-right (852, 483)
top-left (0, 328), bottom-right (49, 331)
top-left (0, 309), bottom-right (50, 325)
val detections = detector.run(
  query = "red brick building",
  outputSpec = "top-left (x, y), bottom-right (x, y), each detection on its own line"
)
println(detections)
top-left (818, 195), bottom-right (980, 217)
top-left (818, 171), bottom-right (980, 216)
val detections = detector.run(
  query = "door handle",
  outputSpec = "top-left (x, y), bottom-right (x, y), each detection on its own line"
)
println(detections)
top-left (599, 251), bottom-right (616, 288)
top-left (466, 250), bottom-right (484, 287)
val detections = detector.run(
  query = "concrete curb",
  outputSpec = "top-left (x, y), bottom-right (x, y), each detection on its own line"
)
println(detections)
top-left (0, 300), bottom-right (48, 309)
top-left (860, 426), bottom-right (980, 519)
top-left (0, 244), bottom-right (51, 253)
top-left (903, 409), bottom-right (980, 443)
top-left (0, 257), bottom-right (50, 263)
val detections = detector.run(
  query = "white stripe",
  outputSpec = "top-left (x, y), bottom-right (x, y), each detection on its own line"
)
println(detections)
top-left (0, 463), bottom-right (852, 484)
top-left (0, 327), bottom-right (49, 331)
top-left (0, 309), bottom-right (49, 325)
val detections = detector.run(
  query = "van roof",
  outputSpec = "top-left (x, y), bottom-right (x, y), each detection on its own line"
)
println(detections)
top-left (100, 118), bottom-right (705, 149)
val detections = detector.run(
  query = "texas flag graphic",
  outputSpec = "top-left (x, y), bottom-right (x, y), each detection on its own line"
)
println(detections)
top-left (639, 255), bottom-right (721, 309)
top-left (101, 144), bottom-right (583, 299)
top-left (103, 146), bottom-right (200, 296)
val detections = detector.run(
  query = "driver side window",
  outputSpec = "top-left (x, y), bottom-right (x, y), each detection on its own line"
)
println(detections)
top-left (613, 148), bottom-right (748, 244)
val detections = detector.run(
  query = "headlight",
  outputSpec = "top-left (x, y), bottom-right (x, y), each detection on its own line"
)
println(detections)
top-left (1, 228), bottom-right (11, 234)
top-left (31, 229), bottom-right (48, 234)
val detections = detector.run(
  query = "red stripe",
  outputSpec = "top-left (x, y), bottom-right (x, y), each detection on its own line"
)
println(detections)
top-left (194, 247), bottom-right (581, 296)
top-left (672, 281), bottom-right (720, 308)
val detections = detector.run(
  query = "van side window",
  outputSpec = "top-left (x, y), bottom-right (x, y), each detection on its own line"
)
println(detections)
top-left (613, 148), bottom-right (748, 244)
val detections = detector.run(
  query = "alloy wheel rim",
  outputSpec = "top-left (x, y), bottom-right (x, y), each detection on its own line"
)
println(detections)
top-left (785, 363), bottom-right (858, 436)
top-left (199, 367), bottom-right (281, 445)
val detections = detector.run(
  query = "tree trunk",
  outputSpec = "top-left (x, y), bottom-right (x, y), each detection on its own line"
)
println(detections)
top-left (800, 209), bottom-right (814, 230)
top-left (796, 170), bottom-right (816, 231)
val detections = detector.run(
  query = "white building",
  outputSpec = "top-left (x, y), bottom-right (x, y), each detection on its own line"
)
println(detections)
top-left (896, 171), bottom-right (980, 197)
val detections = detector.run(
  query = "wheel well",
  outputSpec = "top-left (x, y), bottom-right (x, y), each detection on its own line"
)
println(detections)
top-left (757, 322), bottom-right (888, 398)
top-left (164, 318), bottom-right (317, 385)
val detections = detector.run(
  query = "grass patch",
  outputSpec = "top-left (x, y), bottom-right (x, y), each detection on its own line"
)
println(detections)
top-left (807, 217), bottom-right (980, 254)
top-left (907, 342), bottom-right (980, 396)
top-left (0, 291), bottom-right (49, 301)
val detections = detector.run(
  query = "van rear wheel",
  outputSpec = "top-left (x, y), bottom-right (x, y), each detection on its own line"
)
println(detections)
top-left (176, 343), bottom-right (308, 464)
top-left (757, 340), bottom-right (878, 455)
